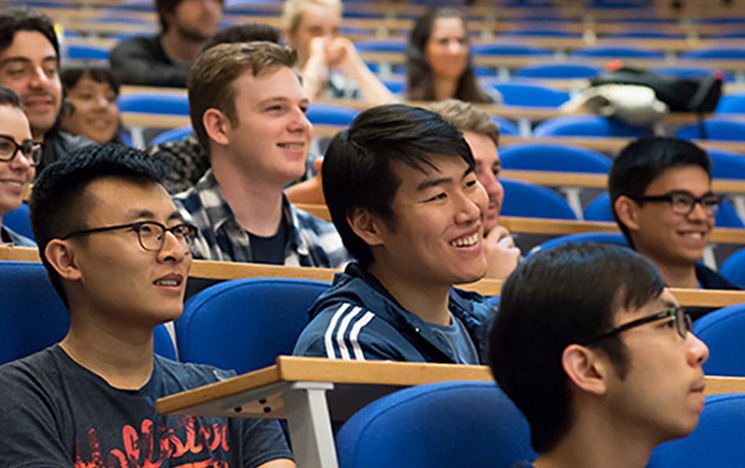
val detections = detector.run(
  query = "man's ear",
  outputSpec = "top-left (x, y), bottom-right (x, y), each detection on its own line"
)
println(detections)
top-left (347, 207), bottom-right (386, 247)
top-left (562, 344), bottom-right (609, 396)
top-left (202, 108), bottom-right (231, 147)
top-left (614, 195), bottom-right (641, 231)
top-left (44, 239), bottom-right (82, 282)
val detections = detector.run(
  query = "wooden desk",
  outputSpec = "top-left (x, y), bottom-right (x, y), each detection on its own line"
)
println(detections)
top-left (156, 356), bottom-right (745, 468)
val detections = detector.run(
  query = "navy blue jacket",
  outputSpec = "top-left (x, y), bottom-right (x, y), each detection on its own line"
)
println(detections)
top-left (293, 263), bottom-right (493, 363)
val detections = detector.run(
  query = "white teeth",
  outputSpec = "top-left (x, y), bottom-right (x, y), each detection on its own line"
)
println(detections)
top-left (156, 280), bottom-right (178, 286)
top-left (684, 232), bottom-right (704, 239)
top-left (2, 181), bottom-right (21, 187)
top-left (278, 143), bottom-right (303, 149)
top-left (450, 233), bottom-right (479, 247)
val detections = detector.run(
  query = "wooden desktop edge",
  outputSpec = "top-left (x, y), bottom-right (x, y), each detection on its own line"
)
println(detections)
top-left (155, 356), bottom-right (745, 416)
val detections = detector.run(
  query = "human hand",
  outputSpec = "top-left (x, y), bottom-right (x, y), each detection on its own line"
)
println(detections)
top-left (325, 37), bottom-right (360, 71)
top-left (483, 226), bottom-right (521, 280)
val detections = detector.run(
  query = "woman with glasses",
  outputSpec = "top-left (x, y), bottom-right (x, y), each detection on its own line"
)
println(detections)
top-left (0, 85), bottom-right (39, 247)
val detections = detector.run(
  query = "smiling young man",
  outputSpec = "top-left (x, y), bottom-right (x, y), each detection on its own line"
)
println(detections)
top-left (110, 0), bottom-right (223, 87)
top-left (175, 41), bottom-right (347, 267)
top-left (609, 137), bottom-right (738, 301)
top-left (0, 144), bottom-right (294, 467)
top-left (429, 99), bottom-right (521, 280)
top-left (490, 243), bottom-right (709, 468)
top-left (293, 104), bottom-right (492, 363)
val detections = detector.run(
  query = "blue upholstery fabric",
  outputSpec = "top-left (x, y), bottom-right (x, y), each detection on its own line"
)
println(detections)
top-left (500, 179), bottom-right (578, 220)
top-left (514, 63), bottom-right (600, 79)
top-left (693, 302), bottom-right (745, 376)
top-left (118, 93), bottom-right (190, 116)
top-left (354, 40), bottom-right (406, 53)
top-left (471, 43), bottom-right (552, 56)
top-left (66, 44), bottom-right (110, 60)
top-left (675, 119), bottom-right (745, 141)
top-left (336, 381), bottom-right (536, 468)
top-left (570, 46), bottom-right (665, 59)
top-left (176, 277), bottom-right (330, 374)
top-left (529, 232), bottom-right (629, 257)
top-left (306, 103), bottom-right (359, 126)
top-left (3, 203), bottom-right (33, 240)
top-left (648, 394), bottom-right (745, 467)
top-left (720, 247), bottom-right (745, 289)
top-left (533, 115), bottom-right (653, 138)
top-left (0, 261), bottom-right (175, 364)
top-left (150, 126), bottom-right (193, 146)
top-left (499, 143), bottom-right (611, 173)
top-left (489, 83), bottom-right (570, 108)
top-left (715, 94), bottom-right (745, 114)
top-left (492, 116), bottom-right (521, 136)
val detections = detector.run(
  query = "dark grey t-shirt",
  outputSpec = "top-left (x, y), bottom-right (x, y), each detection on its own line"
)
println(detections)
top-left (0, 345), bottom-right (292, 467)
top-left (428, 313), bottom-right (480, 365)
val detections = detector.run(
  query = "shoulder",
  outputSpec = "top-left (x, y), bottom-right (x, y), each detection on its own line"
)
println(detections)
top-left (696, 263), bottom-right (740, 290)
top-left (154, 356), bottom-right (236, 392)
top-left (291, 204), bottom-right (337, 234)
top-left (2, 226), bottom-right (36, 247)
top-left (111, 35), bottom-right (159, 53)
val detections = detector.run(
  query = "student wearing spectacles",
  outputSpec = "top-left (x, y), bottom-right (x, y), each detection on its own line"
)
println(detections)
top-left (0, 85), bottom-right (37, 246)
top-left (610, 137), bottom-right (739, 304)
top-left (0, 144), bottom-right (295, 468)
top-left (489, 243), bottom-right (709, 468)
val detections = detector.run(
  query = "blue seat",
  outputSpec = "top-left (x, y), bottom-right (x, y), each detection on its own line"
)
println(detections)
top-left (570, 46), bottom-right (665, 60)
top-left (471, 43), bottom-right (552, 57)
top-left (488, 83), bottom-right (570, 108)
top-left (681, 48), bottom-right (745, 60)
top-left (0, 261), bottom-right (175, 364)
top-left (720, 248), bottom-right (745, 288)
top-left (492, 116), bottom-right (521, 136)
top-left (500, 179), bottom-right (578, 220)
top-left (306, 103), bottom-right (359, 126)
top-left (380, 78), bottom-right (405, 94)
top-left (529, 232), bottom-right (629, 257)
top-left (3, 203), bottom-right (33, 240)
top-left (648, 394), bottom-right (745, 467)
top-left (499, 143), bottom-right (611, 173)
top-left (533, 115), bottom-right (653, 138)
top-left (118, 93), bottom-right (190, 116)
top-left (715, 93), bottom-right (745, 114)
top-left (675, 118), bottom-right (745, 141)
top-left (583, 192), bottom-right (744, 228)
top-left (66, 44), bottom-right (110, 61)
top-left (604, 31), bottom-right (685, 39)
top-left (651, 66), bottom-right (718, 78)
top-left (708, 148), bottom-right (745, 179)
top-left (335, 381), bottom-right (536, 468)
top-left (354, 40), bottom-right (405, 53)
top-left (514, 63), bottom-right (600, 79)
top-left (691, 303), bottom-right (745, 376)
top-left (149, 126), bottom-right (193, 146)
top-left (175, 277), bottom-right (330, 374)
top-left (500, 30), bottom-right (581, 38)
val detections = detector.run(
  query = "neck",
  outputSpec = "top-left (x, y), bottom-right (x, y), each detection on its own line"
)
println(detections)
top-left (534, 407), bottom-right (655, 468)
top-left (161, 29), bottom-right (203, 63)
top-left (367, 261), bottom-right (451, 325)
top-left (638, 249), bottom-right (700, 288)
top-left (432, 76), bottom-right (459, 102)
top-left (60, 307), bottom-right (155, 390)
top-left (211, 157), bottom-right (285, 236)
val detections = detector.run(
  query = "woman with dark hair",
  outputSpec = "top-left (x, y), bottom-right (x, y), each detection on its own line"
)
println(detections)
top-left (59, 66), bottom-right (128, 146)
top-left (406, 8), bottom-right (498, 103)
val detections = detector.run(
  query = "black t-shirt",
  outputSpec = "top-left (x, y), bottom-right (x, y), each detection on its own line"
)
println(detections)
top-left (249, 215), bottom-right (289, 265)
top-left (0, 345), bottom-right (292, 467)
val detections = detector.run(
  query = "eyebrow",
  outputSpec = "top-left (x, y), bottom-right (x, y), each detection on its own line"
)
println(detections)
top-left (125, 209), bottom-right (156, 221)
top-left (0, 56), bottom-right (57, 67)
top-left (665, 189), bottom-right (716, 197)
top-left (416, 166), bottom-right (473, 192)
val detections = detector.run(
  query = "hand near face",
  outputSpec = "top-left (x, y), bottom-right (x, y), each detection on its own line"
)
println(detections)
top-left (325, 37), bottom-right (358, 70)
top-left (483, 226), bottom-right (521, 280)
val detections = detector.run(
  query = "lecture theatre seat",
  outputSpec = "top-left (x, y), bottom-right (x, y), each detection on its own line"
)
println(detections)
top-left (336, 381), bottom-right (536, 468)
top-left (719, 247), bottom-right (745, 288)
top-left (175, 277), bottom-right (330, 374)
top-left (529, 232), bottom-right (629, 256)
top-left (499, 143), bottom-right (611, 173)
top-left (692, 302), bottom-right (745, 377)
top-left (532, 115), bottom-right (653, 139)
top-left (647, 394), bottom-right (745, 467)
top-left (675, 118), bottom-right (745, 142)
top-left (0, 261), bottom-right (176, 365)
top-left (3, 203), bottom-right (33, 240)
top-left (500, 179), bottom-right (579, 220)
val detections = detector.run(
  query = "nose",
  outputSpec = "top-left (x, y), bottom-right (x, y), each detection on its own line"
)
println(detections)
top-left (687, 332), bottom-right (709, 367)
top-left (454, 187), bottom-right (484, 225)
top-left (158, 229), bottom-right (189, 264)
top-left (9, 150), bottom-right (33, 171)
top-left (289, 107), bottom-right (313, 134)
top-left (687, 200), bottom-right (711, 221)
top-left (479, 170), bottom-right (503, 203)
top-left (28, 66), bottom-right (52, 90)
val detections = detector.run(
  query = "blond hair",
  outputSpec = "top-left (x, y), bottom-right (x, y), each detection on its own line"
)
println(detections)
top-left (281, 0), bottom-right (342, 33)
top-left (427, 99), bottom-right (500, 146)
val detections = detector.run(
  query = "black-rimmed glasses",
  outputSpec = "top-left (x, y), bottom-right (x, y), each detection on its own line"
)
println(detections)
top-left (59, 221), bottom-right (197, 252)
top-left (586, 306), bottom-right (692, 345)
top-left (0, 134), bottom-right (42, 167)
top-left (630, 190), bottom-right (721, 216)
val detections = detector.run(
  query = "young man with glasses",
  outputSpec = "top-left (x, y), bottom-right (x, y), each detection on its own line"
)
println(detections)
top-left (0, 144), bottom-right (294, 468)
top-left (0, 85), bottom-right (39, 246)
top-left (609, 137), bottom-right (738, 300)
top-left (489, 242), bottom-right (709, 468)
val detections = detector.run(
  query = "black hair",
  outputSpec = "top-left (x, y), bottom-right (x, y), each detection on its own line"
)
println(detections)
top-left (609, 137), bottom-right (712, 247)
top-left (0, 8), bottom-right (59, 62)
top-left (322, 103), bottom-right (474, 267)
top-left (30, 144), bottom-right (166, 307)
top-left (488, 242), bottom-right (665, 454)
top-left (201, 23), bottom-right (281, 52)
top-left (405, 8), bottom-right (486, 103)
top-left (60, 66), bottom-right (120, 96)
top-left (155, 0), bottom-right (224, 33)
top-left (0, 84), bottom-right (23, 109)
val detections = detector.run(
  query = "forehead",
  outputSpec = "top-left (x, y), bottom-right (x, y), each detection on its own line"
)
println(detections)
top-left (430, 17), bottom-right (465, 37)
top-left (299, 3), bottom-right (341, 27)
top-left (69, 75), bottom-right (113, 92)
top-left (83, 177), bottom-right (175, 223)
top-left (463, 131), bottom-right (498, 167)
top-left (0, 104), bottom-right (31, 137)
top-left (392, 154), bottom-right (469, 193)
top-left (0, 30), bottom-right (56, 61)
top-left (614, 288), bottom-right (677, 324)
top-left (645, 165), bottom-right (711, 195)
top-left (233, 66), bottom-right (305, 103)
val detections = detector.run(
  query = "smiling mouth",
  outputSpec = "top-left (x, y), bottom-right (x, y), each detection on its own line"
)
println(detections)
top-left (450, 233), bottom-right (479, 247)
top-left (277, 143), bottom-right (304, 149)
top-left (680, 231), bottom-right (706, 240)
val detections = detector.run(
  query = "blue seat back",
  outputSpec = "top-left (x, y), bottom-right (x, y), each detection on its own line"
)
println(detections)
top-left (514, 63), bottom-right (600, 79)
top-left (675, 119), bottom-right (745, 141)
top-left (67, 44), bottom-right (110, 61)
top-left (118, 93), bottom-right (190, 116)
top-left (176, 277), bottom-right (330, 374)
top-left (719, 247), bottom-right (745, 288)
top-left (715, 93), bottom-right (745, 114)
top-left (150, 126), bottom-right (194, 146)
top-left (336, 381), bottom-right (536, 468)
top-left (692, 303), bottom-right (745, 376)
top-left (499, 143), bottom-right (611, 173)
top-left (491, 116), bottom-right (521, 136)
top-left (354, 40), bottom-right (406, 53)
top-left (472, 43), bottom-right (552, 56)
top-left (489, 83), bottom-right (570, 108)
top-left (570, 46), bottom-right (665, 59)
top-left (0, 261), bottom-right (176, 364)
top-left (682, 48), bottom-right (745, 60)
top-left (3, 203), bottom-right (33, 240)
top-left (533, 115), bottom-right (653, 138)
top-left (648, 394), bottom-right (745, 467)
top-left (500, 179), bottom-right (578, 220)
top-left (708, 149), bottom-right (745, 179)
top-left (529, 232), bottom-right (629, 257)
top-left (306, 103), bottom-right (359, 126)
